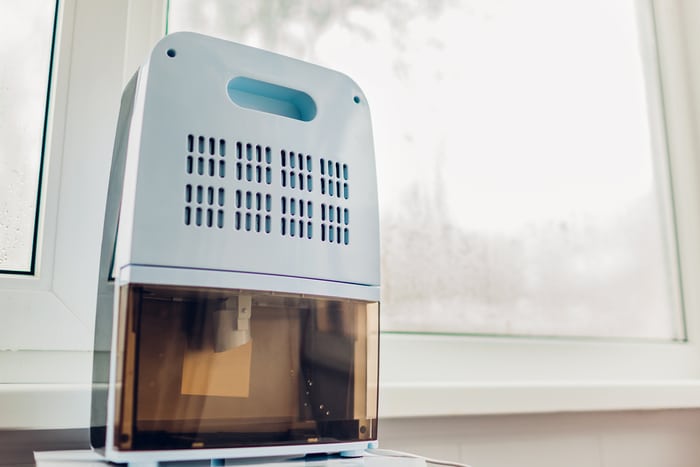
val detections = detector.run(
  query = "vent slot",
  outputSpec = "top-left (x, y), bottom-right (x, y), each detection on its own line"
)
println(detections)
top-left (235, 141), bottom-right (272, 185)
top-left (187, 133), bottom-right (225, 179)
top-left (319, 157), bottom-right (348, 200)
top-left (281, 150), bottom-right (313, 193)
top-left (320, 203), bottom-right (349, 245)
top-left (234, 189), bottom-right (270, 234)
top-left (281, 196), bottom-right (313, 240)
top-left (184, 134), bottom-right (225, 228)
top-left (185, 182), bottom-right (223, 229)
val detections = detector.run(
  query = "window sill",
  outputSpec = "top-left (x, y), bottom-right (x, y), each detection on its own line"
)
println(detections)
top-left (6, 341), bottom-right (700, 428)
top-left (378, 380), bottom-right (700, 418)
top-left (4, 380), bottom-right (700, 429)
top-left (0, 384), bottom-right (91, 430)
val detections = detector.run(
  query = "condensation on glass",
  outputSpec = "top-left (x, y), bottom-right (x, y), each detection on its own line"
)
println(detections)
top-left (0, 1), bottom-right (57, 273)
top-left (168, 0), bottom-right (684, 340)
top-left (112, 284), bottom-right (378, 450)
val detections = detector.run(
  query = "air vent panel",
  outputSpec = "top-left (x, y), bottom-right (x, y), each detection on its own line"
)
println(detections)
top-left (185, 135), bottom-right (352, 245)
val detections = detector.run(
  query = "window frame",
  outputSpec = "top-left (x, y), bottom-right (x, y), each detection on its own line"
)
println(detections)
top-left (0, 0), bottom-right (166, 353)
top-left (2, 0), bottom-right (700, 429)
top-left (0, 0), bottom-right (78, 339)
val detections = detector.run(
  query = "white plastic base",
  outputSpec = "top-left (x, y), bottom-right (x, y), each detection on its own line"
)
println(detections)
top-left (103, 440), bottom-right (376, 464)
top-left (35, 450), bottom-right (428, 467)
top-left (127, 461), bottom-right (224, 467)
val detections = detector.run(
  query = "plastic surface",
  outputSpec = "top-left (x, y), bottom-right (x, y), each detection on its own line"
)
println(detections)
top-left (115, 32), bottom-right (380, 287)
top-left (112, 284), bottom-right (379, 451)
top-left (36, 450), bottom-right (427, 467)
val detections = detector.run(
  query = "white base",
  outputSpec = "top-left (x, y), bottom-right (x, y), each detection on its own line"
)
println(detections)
top-left (102, 440), bottom-right (377, 464)
top-left (35, 449), bottom-right (424, 467)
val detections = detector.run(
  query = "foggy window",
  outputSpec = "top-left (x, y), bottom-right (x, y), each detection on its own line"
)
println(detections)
top-left (0, 1), bottom-right (58, 273)
top-left (167, 0), bottom-right (683, 340)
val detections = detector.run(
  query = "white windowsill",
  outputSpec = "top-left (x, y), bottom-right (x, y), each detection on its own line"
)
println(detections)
top-left (0, 384), bottom-right (91, 430)
top-left (4, 380), bottom-right (700, 430)
top-left (379, 380), bottom-right (700, 418)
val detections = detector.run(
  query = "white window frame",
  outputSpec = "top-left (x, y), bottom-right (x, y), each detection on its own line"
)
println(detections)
top-left (1, 0), bottom-right (700, 428)
top-left (0, 0), bottom-right (166, 427)
top-left (0, 0), bottom-right (166, 355)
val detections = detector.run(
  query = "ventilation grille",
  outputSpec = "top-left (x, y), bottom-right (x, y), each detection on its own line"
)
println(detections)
top-left (320, 158), bottom-right (349, 200)
top-left (319, 157), bottom-right (350, 246)
top-left (184, 184), bottom-right (225, 228)
top-left (186, 135), bottom-right (226, 178)
top-left (281, 196), bottom-right (313, 239)
top-left (184, 135), bottom-right (351, 245)
top-left (234, 190), bottom-right (271, 233)
top-left (236, 143), bottom-right (272, 185)
top-left (320, 203), bottom-right (349, 245)
top-left (281, 150), bottom-right (313, 192)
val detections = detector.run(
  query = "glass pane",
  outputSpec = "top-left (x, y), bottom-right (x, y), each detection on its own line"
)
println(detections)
top-left (112, 284), bottom-right (378, 450)
top-left (167, 1), bottom-right (683, 340)
top-left (0, 1), bottom-right (57, 273)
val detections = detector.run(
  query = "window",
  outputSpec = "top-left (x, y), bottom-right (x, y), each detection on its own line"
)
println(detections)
top-left (0, 0), bottom-right (162, 383)
top-left (2, 0), bottom-right (700, 429)
top-left (168, 0), bottom-right (682, 341)
top-left (0, 1), bottom-right (58, 274)
top-left (166, 0), bottom-right (700, 417)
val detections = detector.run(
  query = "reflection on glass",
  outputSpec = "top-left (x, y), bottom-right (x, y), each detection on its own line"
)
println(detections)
top-left (114, 284), bottom-right (378, 450)
top-left (168, 1), bottom-right (683, 340)
top-left (0, 1), bottom-right (57, 273)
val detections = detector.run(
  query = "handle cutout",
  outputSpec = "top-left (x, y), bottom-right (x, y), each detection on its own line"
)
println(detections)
top-left (227, 77), bottom-right (317, 122)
